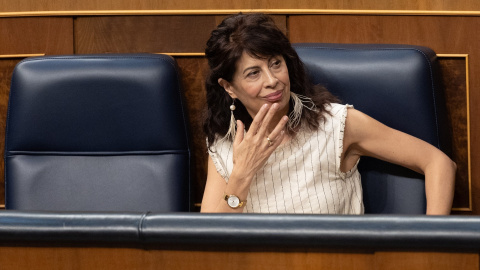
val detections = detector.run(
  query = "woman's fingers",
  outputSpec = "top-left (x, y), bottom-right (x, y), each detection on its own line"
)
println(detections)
top-left (268, 115), bottom-right (288, 140)
top-left (233, 120), bottom-right (244, 147)
top-left (256, 103), bottom-right (280, 136)
top-left (248, 104), bottom-right (269, 136)
top-left (270, 130), bottom-right (285, 148)
top-left (248, 103), bottom-right (284, 137)
top-left (265, 115), bottom-right (288, 148)
top-left (240, 102), bottom-right (289, 152)
top-left (231, 109), bottom-right (287, 179)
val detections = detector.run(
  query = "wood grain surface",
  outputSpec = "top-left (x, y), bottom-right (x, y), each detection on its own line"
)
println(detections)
top-left (1, 0), bottom-right (480, 12)
top-left (0, 246), bottom-right (478, 270)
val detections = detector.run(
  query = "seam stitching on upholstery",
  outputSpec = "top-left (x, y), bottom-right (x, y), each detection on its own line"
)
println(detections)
top-left (5, 150), bottom-right (189, 157)
top-left (14, 54), bottom-right (177, 78)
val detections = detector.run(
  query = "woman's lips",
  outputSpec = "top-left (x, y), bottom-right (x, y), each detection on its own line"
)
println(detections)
top-left (264, 90), bottom-right (283, 102)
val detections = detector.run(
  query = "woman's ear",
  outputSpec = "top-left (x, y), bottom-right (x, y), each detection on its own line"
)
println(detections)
top-left (218, 78), bottom-right (237, 99)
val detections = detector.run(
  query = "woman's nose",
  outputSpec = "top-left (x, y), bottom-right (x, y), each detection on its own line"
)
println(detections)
top-left (264, 69), bottom-right (278, 88)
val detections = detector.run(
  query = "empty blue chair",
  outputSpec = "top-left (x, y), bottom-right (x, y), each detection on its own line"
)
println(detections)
top-left (5, 54), bottom-right (191, 212)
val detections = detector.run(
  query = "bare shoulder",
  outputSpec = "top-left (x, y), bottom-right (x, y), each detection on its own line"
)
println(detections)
top-left (341, 108), bottom-right (382, 170)
top-left (343, 108), bottom-right (388, 147)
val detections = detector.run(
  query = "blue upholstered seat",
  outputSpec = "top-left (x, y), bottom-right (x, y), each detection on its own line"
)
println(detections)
top-left (5, 54), bottom-right (191, 212)
top-left (294, 44), bottom-right (451, 214)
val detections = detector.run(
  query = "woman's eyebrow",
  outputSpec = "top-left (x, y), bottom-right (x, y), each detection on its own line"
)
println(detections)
top-left (242, 65), bottom-right (260, 75)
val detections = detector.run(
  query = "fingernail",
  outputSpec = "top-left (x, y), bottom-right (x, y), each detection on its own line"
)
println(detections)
top-left (283, 116), bottom-right (288, 121)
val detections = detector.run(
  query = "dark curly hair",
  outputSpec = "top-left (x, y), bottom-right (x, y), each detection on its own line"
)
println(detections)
top-left (204, 13), bottom-right (338, 146)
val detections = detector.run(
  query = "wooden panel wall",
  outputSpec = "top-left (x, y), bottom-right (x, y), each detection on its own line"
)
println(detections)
top-left (0, 246), bottom-right (478, 270)
top-left (440, 57), bottom-right (470, 209)
top-left (1, 0), bottom-right (480, 12)
top-left (0, 3), bottom-right (478, 214)
top-left (75, 16), bottom-right (218, 53)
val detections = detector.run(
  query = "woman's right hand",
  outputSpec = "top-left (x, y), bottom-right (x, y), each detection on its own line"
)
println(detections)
top-left (200, 103), bottom-right (288, 213)
top-left (229, 103), bottom-right (288, 187)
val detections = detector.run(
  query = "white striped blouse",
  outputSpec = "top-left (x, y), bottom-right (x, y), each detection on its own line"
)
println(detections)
top-left (208, 103), bottom-right (364, 214)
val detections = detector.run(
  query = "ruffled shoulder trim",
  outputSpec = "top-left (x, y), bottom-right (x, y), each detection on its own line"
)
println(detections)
top-left (206, 138), bottom-right (230, 182)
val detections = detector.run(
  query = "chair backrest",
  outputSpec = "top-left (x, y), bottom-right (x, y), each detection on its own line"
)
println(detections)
top-left (294, 43), bottom-right (451, 214)
top-left (5, 54), bottom-right (191, 212)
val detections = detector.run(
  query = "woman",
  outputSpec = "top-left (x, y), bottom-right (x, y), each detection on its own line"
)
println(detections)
top-left (200, 13), bottom-right (456, 214)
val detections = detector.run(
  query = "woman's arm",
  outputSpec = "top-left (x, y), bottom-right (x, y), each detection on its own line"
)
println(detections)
top-left (201, 156), bottom-right (249, 212)
top-left (342, 108), bottom-right (456, 215)
top-left (201, 103), bottom-right (288, 213)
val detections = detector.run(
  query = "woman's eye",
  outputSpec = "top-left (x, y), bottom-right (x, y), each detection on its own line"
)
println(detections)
top-left (271, 60), bottom-right (281, 68)
top-left (247, 70), bottom-right (259, 77)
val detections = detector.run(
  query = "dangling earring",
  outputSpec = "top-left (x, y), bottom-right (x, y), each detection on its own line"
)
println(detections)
top-left (288, 92), bottom-right (318, 130)
top-left (223, 99), bottom-right (237, 141)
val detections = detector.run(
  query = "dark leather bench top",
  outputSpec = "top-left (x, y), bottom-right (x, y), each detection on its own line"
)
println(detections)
top-left (1, 211), bottom-right (479, 251)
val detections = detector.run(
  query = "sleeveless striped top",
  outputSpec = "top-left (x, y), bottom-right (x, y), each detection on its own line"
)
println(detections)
top-left (208, 103), bottom-right (364, 214)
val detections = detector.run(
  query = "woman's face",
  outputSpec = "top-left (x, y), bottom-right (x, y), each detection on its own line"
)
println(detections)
top-left (219, 51), bottom-right (291, 119)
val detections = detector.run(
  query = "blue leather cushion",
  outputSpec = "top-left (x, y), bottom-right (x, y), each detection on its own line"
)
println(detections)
top-left (5, 54), bottom-right (191, 212)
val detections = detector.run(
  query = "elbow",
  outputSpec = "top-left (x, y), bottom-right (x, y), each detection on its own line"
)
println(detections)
top-left (444, 155), bottom-right (457, 180)
top-left (423, 152), bottom-right (456, 180)
top-left (444, 156), bottom-right (457, 187)
top-left (440, 150), bottom-right (456, 172)
top-left (451, 159), bottom-right (457, 184)
top-left (451, 159), bottom-right (457, 173)
top-left (446, 155), bottom-right (457, 175)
